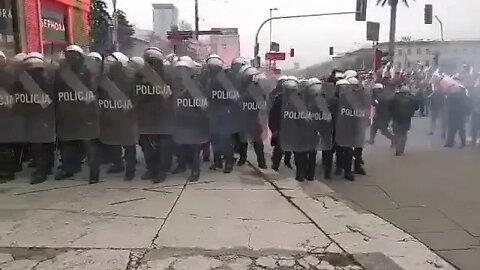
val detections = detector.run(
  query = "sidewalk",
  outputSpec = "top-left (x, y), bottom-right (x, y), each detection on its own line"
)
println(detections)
top-left (0, 159), bottom-right (454, 270)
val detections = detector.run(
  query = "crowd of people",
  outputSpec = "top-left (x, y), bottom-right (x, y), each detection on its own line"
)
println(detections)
top-left (0, 45), bottom-right (477, 186)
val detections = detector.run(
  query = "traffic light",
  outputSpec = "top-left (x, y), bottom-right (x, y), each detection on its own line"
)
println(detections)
top-left (433, 52), bottom-right (440, 66)
top-left (356, 0), bottom-right (367, 21)
top-left (290, 48), bottom-right (295, 57)
top-left (424, 4), bottom-right (433, 24)
top-left (329, 47), bottom-right (334, 55)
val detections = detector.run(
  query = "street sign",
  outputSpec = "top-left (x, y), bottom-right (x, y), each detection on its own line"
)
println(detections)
top-left (356, 0), bottom-right (367, 21)
top-left (270, 42), bottom-right (280, 52)
top-left (167, 30), bottom-right (224, 40)
top-left (266, 52), bottom-right (286, 61)
top-left (366, 21), bottom-right (380, 41)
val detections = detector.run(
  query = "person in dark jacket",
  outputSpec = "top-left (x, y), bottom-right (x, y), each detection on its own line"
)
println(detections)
top-left (428, 87), bottom-right (446, 135)
top-left (369, 83), bottom-right (394, 145)
top-left (445, 86), bottom-right (470, 148)
top-left (390, 85), bottom-right (419, 156)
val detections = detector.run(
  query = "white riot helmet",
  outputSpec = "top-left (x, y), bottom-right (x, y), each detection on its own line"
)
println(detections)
top-left (344, 70), bottom-right (358, 79)
top-left (144, 47), bottom-right (164, 61)
top-left (282, 76), bottom-right (299, 89)
top-left (106, 52), bottom-right (129, 67)
top-left (0, 51), bottom-right (5, 65)
top-left (335, 72), bottom-right (345, 79)
top-left (373, 83), bottom-right (384, 89)
top-left (64, 44), bottom-right (84, 55)
top-left (87, 52), bottom-right (102, 61)
top-left (129, 56), bottom-right (145, 69)
top-left (24, 52), bottom-right (45, 69)
top-left (174, 59), bottom-right (195, 69)
top-left (347, 77), bottom-right (359, 85)
top-left (307, 77), bottom-right (321, 86)
top-left (12, 53), bottom-right (27, 63)
top-left (205, 54), bottom-right (224, 68)
top-left (336, 79), bottom-right (350, 86)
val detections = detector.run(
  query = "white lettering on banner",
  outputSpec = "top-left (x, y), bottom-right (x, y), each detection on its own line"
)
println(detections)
top-left (0, 95), bottom-right (14, 106)
top-left (42, 18), bottom-right (66, 32)
top-left (177, 98), bottom-right (208, 108)
top-left (58, 91), bottom-right (95, 102)
top-left (14, 93), bottom-right (52, 106)
top-left (340, 108), bottom-right (366, 117)
top-left (283, 111), bottom-right (332, 121)
top-left (242, 101), bottom-right (266, 111)
top-left (98, 99), bottom-right (133, 110)
top-left (135, 85), bottom-right (171, 96)
top-left (0, 9), bottom-right (13, 19)
top-left (212, 90), bottom-right (240, 100)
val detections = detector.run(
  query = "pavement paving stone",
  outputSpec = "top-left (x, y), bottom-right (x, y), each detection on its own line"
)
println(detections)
top-left (0, 259), bottom-right (38, 270)
top-left (154, 213), bottom-right (331, 251)
top-left (255, 256), bottom-right (277, 268)
top-left (173, 255), bottom-right (223, 270)
top-left (437, 248), bottom-right (480, 270)
top-left (226, 257), bottom-right (253, 270)
top-left (0, 253), bottom-right (14, 265)
top-left (412, 230), bottom-right (480, 250)
top-left (0, 209), bottom-right (163, 248)
top-left (173, 188), bottom-right (308, 222)
top-left (146, 257), bottom-right (177, 269)
top-left (32, 249), bottom-right (130, 270)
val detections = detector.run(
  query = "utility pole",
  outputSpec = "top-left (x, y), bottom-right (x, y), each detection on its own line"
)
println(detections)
top-left (112, 0), bottom-right (119, 51)
top-left (435, 16), bottom-right (444, 41)
top-left (194, 0), bottom-right (199, 40)
top-left (268, 8), bottom-right (277, 71)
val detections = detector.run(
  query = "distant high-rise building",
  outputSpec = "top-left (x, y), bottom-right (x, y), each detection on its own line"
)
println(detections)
top-left (152, 3), bottom-right (179, 37)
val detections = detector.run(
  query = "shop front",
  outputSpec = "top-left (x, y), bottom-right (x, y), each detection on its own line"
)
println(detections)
top-left (0, 0), bottom-right (21, 57)
top-left (24, 0), bottom-right (90, 55)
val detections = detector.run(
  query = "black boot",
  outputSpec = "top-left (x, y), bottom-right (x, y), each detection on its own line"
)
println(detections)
top-left (334, 167), bottom-right (342, 176)
top-left (188, 170), bottom-right (200, 182)
top-left (30, 172), bottom-right (47, 185)
top-left (354, 163), bottom-right (367, 175)
top-left (89, 169), bottom-right (100, 184)
top-left (344, 173), bottom-right (355, 181)
top-left (324, 170), bottom-right (332, 180)
top-left (124, 170), bottom-right (135, 181)
top-left (237, 158), bottom-right (246, 166)
top-left (141, 170), bottom-right (156, 180)
top-left (55, 170), bottom-right (74, 181)
top-left (153, 172), bottom-right (166, 184)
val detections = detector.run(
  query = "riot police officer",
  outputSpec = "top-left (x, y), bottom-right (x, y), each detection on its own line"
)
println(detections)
top-left (17, 53), bottom-right (56, 184)
top-left (136, 47), bottom-right (174, 183)
top-left (390, 85), bottom-right (419, 155)
top-left (54, 45), bottom-right (101, 184)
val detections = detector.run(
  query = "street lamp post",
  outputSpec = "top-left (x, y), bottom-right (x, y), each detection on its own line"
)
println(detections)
top-left (253, 11), bottom-right (357, 68)
top-left (112, 0), bottom-right (119, 51)
top-left (268, 8), bottom-right (278, 71)
top-left (435, 16), bottom-right (444, 41)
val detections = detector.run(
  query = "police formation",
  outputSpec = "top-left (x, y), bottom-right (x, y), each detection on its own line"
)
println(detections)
top-left (0, 46), bottom-right (393, 185)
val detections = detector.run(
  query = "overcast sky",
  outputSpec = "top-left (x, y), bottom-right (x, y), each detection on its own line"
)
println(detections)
top-left (111, 0), bottom-right (480, 68)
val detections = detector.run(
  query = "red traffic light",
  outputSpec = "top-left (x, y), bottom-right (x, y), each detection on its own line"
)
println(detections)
top-left (290, 48), bottom-right (295, 57)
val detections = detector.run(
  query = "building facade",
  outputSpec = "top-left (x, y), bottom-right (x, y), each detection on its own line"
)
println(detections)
top-left (0, 0), bottom-right (25, 57)
top-left (377, 40), bottom-right (480, 73)
top-left (208, 28), bottom-right (240, 67)
top-left (152, 3), bottom-right (178, 38)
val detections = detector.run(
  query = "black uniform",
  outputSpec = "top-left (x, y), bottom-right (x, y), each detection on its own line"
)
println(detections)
top-left (445, 87), bottom-right (470, 148)
top-left (268, 89), bottom-right (292, 171)
top-left (390, 90), bottom-right (419, 155)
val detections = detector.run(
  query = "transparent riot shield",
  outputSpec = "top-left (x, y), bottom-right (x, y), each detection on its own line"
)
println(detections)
top-left (335, 85), bottom-right (372, 148)
top-left (171, 65), bottom-right (210, 145)
top-left (279, 79), bottom-right (316, 152)
top-left (135, 61), bottom-right (175, 135)
top-left (307, 82), bottom-right (335, 151)
top-left (0, 66), bottom-right (25, 143)
top-left (55, 64), bottom-right (100, 141)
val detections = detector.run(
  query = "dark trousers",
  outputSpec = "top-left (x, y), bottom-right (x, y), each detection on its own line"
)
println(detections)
top-left (105, 144), bottom-right (137, 174)
top-left (446, 118), bottom-right (466, 147)
top-left (0, 144), bottom-right (23, 174)
top-left (271, 146), bottom-right (291, 169)
top-left (370, 119), bottom-right (394, 143)
top-left (176, 144), bottom-right (201, 173)
top-left (200, 142), bottom-right (210, 160)
top-left (139, 134), bottom-right (173, 175)
top-left (32, 143), bottom-right (54, 176)
top-left (322, 150), bottom-right (334, 175)
top-left (238, 142), bottom-right (266, 166)
top-left (210, 134), bottom-right (235, 165)
top-left (393, 123), bottom-right (409, 154)
top-left (338, 146), bottom-right (353, 176)
top-left (353, 147), bottom-right (364, 170)
top-left (293, 151), bottom-right (317, 180)
top-left (470, 113), bottom-right (480, 144)
top-left (60, 140), bottom-right (100, 178)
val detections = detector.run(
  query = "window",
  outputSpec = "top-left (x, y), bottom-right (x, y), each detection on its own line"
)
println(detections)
top-left (397, 49), bottom-right (403, 55)
top-left (417, 48), bottom-right (422, 54)
top-left (425, 48), bottom-right (430, 54)
top-left (407, 48), bottom-right (412, 55)
top-left (425, 60), bottom-right (430, 66)
top-left (407, 61), bottom-right (411, 68)
top-left (0, 0), bottom-right (17, 57)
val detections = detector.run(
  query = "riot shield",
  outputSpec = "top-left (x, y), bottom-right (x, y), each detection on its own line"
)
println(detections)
top-left (97, 67), bottom-right (138, 146)
top-left (16, 69), bottom-right (56, 143)
top-left (279, 79), bottom-right (316, 152)
top-left (135, 62), bottom-right (174, 135)
top-left (206, 69), bottom-right (242, 135)
top-left (55, 63), bottom-right (100, 141)
top-left (335, 85), bottom-right (372, 148)
top-left (0, 67), bottom-right (25, 143)
top-left (308, 82), bottom-right (335, 151)
top-left (171, 65), bottom-right (210, 145)
top-left (239, 73), bottom-right (274, 143)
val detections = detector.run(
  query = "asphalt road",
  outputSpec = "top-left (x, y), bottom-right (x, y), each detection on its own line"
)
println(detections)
top-left (312, 116), bottom-right (480, 270)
